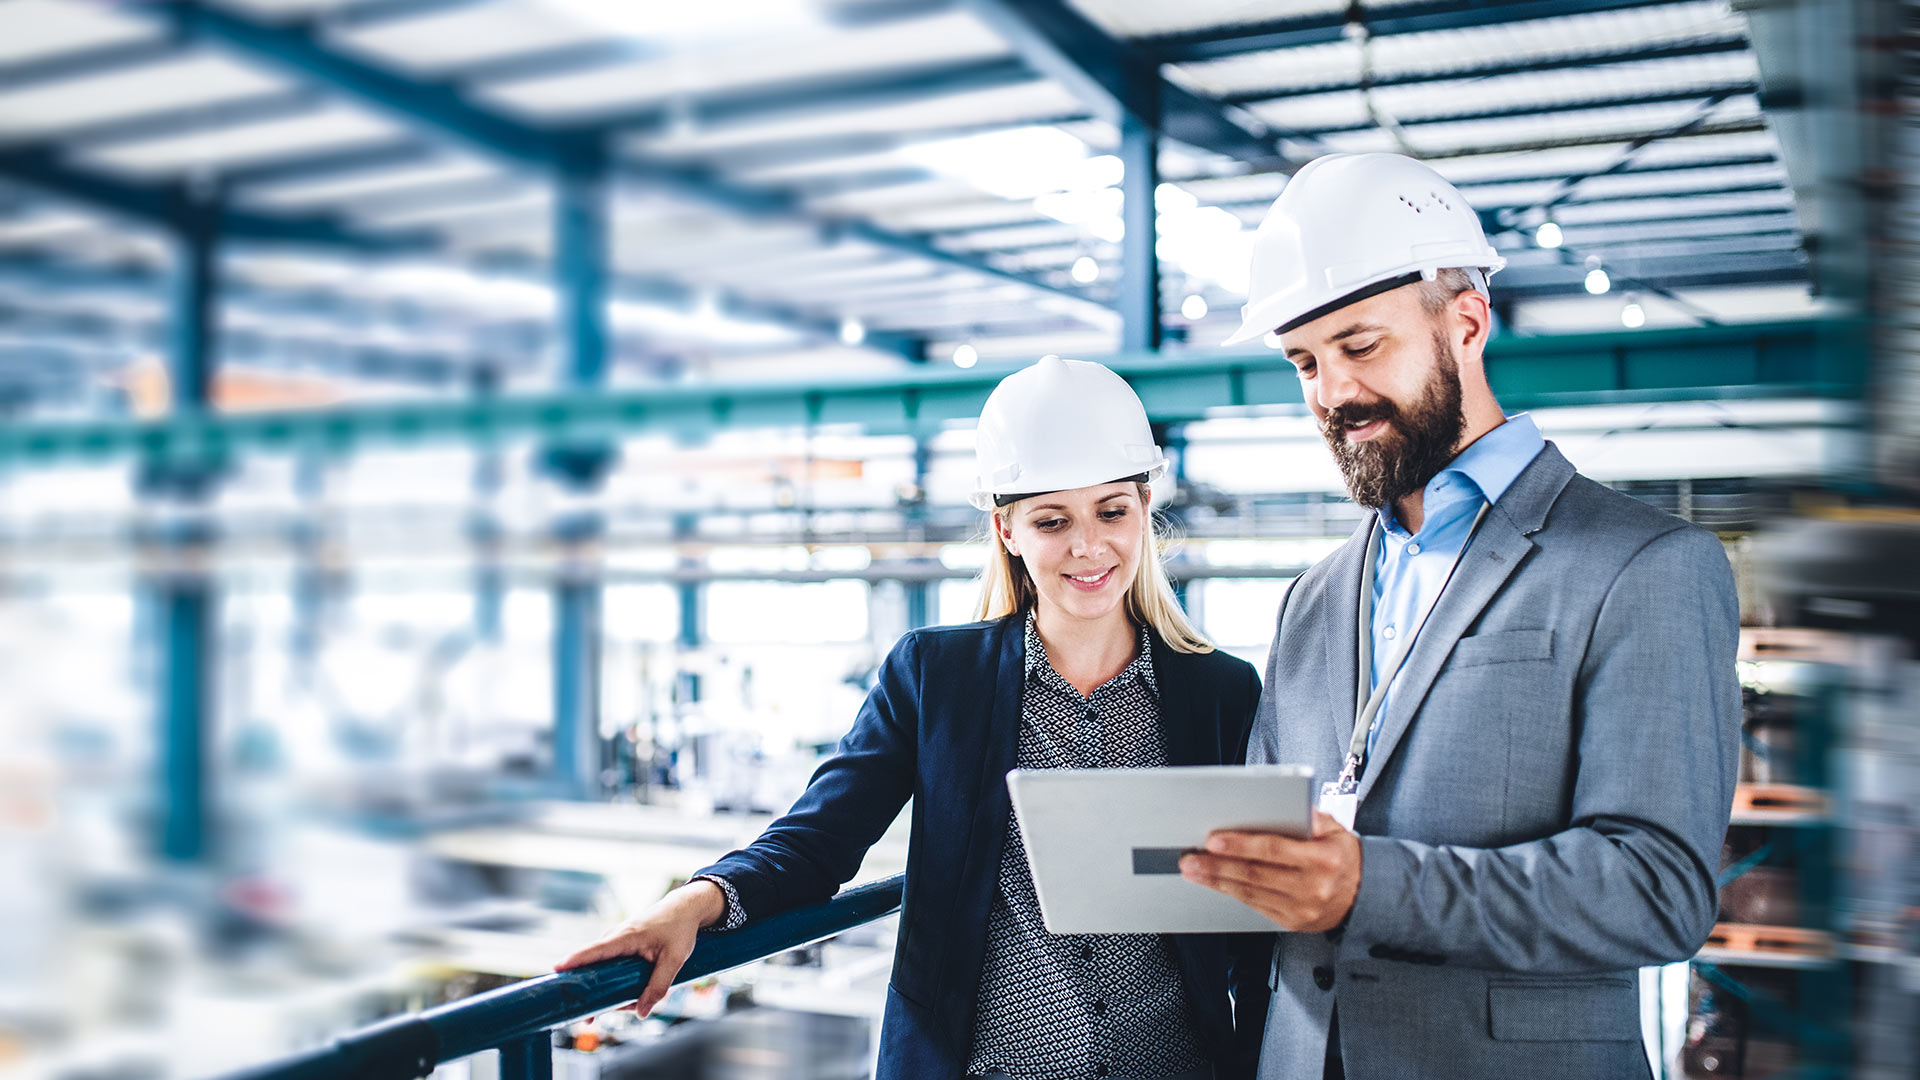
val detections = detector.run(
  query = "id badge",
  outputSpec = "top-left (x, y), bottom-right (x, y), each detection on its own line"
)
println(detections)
top-left (1319, 782), bottom-right (1357, 832)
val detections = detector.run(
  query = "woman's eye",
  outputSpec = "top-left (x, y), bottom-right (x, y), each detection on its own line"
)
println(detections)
top-left (1036, 519), bottom-right (1065, 530)
top-left (1100, 508), bottom-right (1129, 521)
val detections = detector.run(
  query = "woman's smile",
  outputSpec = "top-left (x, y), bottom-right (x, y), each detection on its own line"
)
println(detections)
top-left (1064, 567), bottom-right (1116, 591)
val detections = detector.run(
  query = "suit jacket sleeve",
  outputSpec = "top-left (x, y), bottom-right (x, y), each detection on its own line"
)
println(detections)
top-left (1222, 659), bottom-right (1275, 1079)
top-left (1339, 525), bottom-right (1740, 973)
top-left (691, 630), bottom-right (921, 920)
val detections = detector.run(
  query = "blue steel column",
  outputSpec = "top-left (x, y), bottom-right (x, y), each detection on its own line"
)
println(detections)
top-left (498, 1032), bottom-right (554, 1080)
top-left (470, 366), bottom-right (504, 644)
top-left (1120, 83), bottom-right (1163, 355)
top-left (155, 189), bottom-right (220, 862)
top-left (904, 438), bottom-right (931, 629)
top-left (546, 141), bottom-right (615, 800)
top-left (1156, 423), bottom-right (1193, 615)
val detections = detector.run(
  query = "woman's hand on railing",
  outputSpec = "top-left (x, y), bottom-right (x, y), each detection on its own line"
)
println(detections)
top-left (552, 879), bottom-right (728, 1018)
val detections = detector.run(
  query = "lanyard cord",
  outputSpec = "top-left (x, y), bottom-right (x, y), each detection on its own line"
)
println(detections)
top-left (1336, 500), bottom-right (1492, 792)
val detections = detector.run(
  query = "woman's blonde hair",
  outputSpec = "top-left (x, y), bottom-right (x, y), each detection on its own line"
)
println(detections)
top-left (972, 481), bottom-right (1215, 654)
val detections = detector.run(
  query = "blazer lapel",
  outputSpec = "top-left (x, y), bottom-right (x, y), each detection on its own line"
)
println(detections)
top-left (1352, 443), bottom-right (1577, 805)
top-left (972, 616), bottom-right (1025, 856)
top-left (1153, 637), bottom-right (1205, 767)
top-left (944, 616), bottom-right (1027, 1022)
top-left (1320, 519), bottom-right (1374, 761)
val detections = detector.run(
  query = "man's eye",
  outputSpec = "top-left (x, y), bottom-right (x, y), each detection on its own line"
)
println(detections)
top-left (1295, 363), bottom-right (1316, 378)
top-left (1347, 342), bottom-right (1377, 358)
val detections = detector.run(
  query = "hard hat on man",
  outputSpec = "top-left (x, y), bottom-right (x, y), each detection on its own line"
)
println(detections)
top-left (1223, 153), bottom-right (1505, 346)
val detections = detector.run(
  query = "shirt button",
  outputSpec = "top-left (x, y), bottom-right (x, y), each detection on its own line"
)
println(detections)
top-left (1081, 943), bottom-right (1094, 961)
top-left (1406, 542), bottom-right (1421, 555)
top-left (1383, 625), bottom-right (1397, 640)
top-left (1313, 965), bottom-right (1335, 991)
top-left (1095, 1067), bottom-right (1109, 1077)
top-left (1093, 999), bottom-right (1107, 1015)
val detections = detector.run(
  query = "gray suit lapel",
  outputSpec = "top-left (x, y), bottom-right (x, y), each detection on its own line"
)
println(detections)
top-left (1353, 442), bottom-right (1578, 805)
top-left (1320, 520), bottom-right (1374, 758)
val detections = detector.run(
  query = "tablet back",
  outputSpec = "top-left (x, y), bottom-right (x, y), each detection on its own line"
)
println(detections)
top-left (1005, 764), bottom-right (1314, 934)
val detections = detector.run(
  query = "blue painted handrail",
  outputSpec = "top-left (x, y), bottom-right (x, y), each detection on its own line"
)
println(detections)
top-left (213, 874), bottom-right (906, 1080)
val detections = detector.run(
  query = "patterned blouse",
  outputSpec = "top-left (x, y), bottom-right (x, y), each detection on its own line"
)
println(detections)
top-left (962, 612), bottom-right (1205, 1080)
top-left (699, 612), bottom-right (1206, 1079)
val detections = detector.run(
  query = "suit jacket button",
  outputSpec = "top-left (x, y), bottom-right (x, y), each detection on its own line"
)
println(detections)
top-left (1367, 944), bottom-right (1391, 960)
top-left (1312, 966), bottom-right (1335, 991)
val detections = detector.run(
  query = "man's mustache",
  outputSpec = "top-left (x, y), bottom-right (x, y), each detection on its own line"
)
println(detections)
top-left (1321, 400), bottom-right (1400, 443)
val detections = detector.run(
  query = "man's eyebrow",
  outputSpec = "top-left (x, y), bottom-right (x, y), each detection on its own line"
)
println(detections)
top-left (1285, 322), bottom-right (1388, 359)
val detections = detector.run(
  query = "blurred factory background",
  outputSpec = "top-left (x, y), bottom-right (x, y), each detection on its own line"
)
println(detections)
top-left (0, 0), bottom-right (1912, 1078)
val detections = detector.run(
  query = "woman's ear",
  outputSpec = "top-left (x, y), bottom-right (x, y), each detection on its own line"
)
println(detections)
top-left (993, 512), bottom-right (1019, 557)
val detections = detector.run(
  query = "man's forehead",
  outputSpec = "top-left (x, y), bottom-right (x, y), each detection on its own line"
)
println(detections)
top-left (1279, 284), bottom-right (1424, 355)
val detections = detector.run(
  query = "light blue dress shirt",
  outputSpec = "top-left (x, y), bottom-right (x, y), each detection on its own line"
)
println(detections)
top-left (1364, 414), bottom-right (1547, 757)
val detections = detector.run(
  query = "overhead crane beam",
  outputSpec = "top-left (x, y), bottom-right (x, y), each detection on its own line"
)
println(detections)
top-left (0, 320), bottom-right (1867, 468)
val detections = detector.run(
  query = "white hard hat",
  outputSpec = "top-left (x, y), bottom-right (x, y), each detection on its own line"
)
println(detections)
top-left (970, 356), bottom-right (1171, 511)
top-left (1223, 152), bottom-right (1505, 346)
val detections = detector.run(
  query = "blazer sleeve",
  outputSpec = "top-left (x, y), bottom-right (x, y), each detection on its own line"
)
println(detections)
top-left (1338, 525), bottom-right (1740, 973)
top-left (691, 630), bottom-right (922, 920)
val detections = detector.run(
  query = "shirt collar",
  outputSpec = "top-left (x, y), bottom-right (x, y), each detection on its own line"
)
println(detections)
top-left (1376, 413), bottom-right (1546, 536)
top-left (1022, 610), bottom-right (1156, 696)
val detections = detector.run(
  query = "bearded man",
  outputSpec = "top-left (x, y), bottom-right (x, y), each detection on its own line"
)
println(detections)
top-left (1176, 153), bottom-right (1741, 1080)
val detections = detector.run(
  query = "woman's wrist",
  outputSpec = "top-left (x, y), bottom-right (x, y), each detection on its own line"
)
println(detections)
top-left (678, 878), bottom-right (728, 929)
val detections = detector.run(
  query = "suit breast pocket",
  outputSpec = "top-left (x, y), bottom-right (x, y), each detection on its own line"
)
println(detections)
top-left (1448, 628), bottom-right (1554, 670)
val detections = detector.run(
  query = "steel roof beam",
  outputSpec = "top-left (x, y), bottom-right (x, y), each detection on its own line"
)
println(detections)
top-left (51, 89), bottom-right (325, 153)
top-left (1228, 36), bottom-right (1753, 104)
top-left (0, 145), bottom-right (428, 250)
top-left (134, 1), bottom-right (1094, 312)
top-left (0, 36), bottom-right (184, 94)
top-left (957, 0), bottom-right (1293, 169)
top-left (1148, 0), bottom-right (1689, 64)
top-left (1272, 84), bottom-right (1771, 139)
top-left (218, 140), bottom-right (445, 189)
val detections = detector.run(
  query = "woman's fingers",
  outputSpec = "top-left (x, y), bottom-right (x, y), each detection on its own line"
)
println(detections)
top-left (634, 943), bottom-right (693, 1017)
top-left (554, 931), bottom-right (635, 972)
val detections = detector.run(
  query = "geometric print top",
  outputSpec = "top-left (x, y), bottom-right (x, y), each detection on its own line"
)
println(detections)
top-left (963, 611), bottom-right (1207, 1080)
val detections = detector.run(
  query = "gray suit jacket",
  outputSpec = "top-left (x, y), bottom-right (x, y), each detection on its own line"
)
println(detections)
top-left (1250, 442), bottom-right (1740, 1080)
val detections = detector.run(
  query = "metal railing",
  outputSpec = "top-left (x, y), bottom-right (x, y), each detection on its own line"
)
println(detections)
top-left (215, 874), bottom-right (906, 1080)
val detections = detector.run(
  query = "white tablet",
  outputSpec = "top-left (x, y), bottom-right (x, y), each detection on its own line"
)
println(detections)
top-left (1005, 764), bottom-right (1315, 935)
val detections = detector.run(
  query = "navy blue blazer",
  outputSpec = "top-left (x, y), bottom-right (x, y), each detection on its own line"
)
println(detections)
top-left (694, 614), bottom-right (1271, 1080)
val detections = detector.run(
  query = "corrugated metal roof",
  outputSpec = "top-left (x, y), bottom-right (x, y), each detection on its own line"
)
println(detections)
top-left (0, 0), bottom-right (1815, 396)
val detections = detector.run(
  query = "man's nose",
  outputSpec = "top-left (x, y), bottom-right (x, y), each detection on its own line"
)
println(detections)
top-left (1315, 362), bottom-right (1361, 413)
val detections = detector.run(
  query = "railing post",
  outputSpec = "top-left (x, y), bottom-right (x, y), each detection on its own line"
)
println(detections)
top-left (498, 1032), bottom-right (553, 1080)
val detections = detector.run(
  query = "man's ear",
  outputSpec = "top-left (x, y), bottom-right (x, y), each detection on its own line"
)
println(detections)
top-left (1452, 288), bottom-right (1492, 357)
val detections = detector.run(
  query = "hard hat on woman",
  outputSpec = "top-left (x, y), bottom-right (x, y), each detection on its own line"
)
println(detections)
top-left (970, 355), bottom-right (1172, 510)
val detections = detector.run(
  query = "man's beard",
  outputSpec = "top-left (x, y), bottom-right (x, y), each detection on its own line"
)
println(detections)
top-left (1321, 332), bottom-right (1467, 511)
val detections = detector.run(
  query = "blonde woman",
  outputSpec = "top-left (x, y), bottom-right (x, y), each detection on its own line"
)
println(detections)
top-left (558, 357), bottom-right (1267, 1080)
